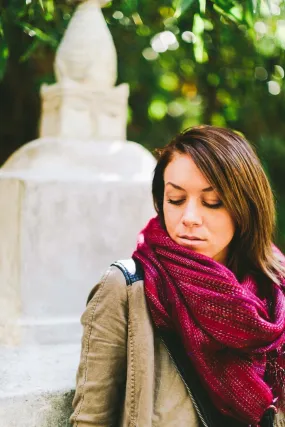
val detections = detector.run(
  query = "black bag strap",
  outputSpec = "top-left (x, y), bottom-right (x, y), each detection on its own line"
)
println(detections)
top-left (111, 258), bottom-right (144, 286)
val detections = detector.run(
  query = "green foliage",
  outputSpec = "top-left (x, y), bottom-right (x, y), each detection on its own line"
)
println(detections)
top-left (0, 0), bottom-right (282, 80)
top-left (173, 0), bottom-right (196, 18)
top-left (0, 0), bottom-right (72, 68)
top-left (0, 16), bottom-right (8, 79)
top-left (0, 0), bottom-right (284, 247)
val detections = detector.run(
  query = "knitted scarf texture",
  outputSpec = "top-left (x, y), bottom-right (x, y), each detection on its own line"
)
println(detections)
top-left (133, 216), bottom-right (285, 426)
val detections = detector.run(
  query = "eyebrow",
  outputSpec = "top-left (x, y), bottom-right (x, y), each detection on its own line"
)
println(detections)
top-left (165, 182), bottom-right (214, 192)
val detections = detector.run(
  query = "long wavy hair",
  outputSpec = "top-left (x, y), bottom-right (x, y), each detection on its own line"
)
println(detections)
top-left (152, 125), bottom-right (284, 284)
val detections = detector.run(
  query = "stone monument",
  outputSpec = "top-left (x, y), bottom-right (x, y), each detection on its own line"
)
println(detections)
top-left (0, 0), bottom-right (156, 425)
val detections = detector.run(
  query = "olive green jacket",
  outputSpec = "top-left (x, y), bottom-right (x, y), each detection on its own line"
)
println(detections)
top-left (70, 262), bottom-right (285, 427)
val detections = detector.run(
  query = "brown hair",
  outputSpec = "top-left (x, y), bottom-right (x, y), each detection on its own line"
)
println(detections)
top-left (152, 125), bottom-right (284, 283)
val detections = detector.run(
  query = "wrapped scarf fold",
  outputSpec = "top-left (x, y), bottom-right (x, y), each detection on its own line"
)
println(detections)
top-left (133, 216), bottom-right (285, 426)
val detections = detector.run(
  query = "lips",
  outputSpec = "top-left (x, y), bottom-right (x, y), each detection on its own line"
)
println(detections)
top-left (179, 235), bottom-right (205, 241)
top-left (178, 236), bottom-right (207, 248)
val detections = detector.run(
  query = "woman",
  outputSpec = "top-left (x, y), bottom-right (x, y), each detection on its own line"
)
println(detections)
top-left (70, 125), bottom-right (285, 427)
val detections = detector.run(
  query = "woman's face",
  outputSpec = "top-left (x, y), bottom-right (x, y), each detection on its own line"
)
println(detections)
top-left (163, 153), bottom-right (235, 265)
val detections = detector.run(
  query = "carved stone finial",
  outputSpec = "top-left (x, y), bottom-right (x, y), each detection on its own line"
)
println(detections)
top-left (55, 0), bottom-right (117, 87)
top-left (73, 0), bottom-right (109, 6)
top-left (39, 0), bottom-right (129, 140)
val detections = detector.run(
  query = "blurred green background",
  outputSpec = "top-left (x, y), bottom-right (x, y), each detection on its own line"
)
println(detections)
top-left (0, 0), bottom-right (284, 248)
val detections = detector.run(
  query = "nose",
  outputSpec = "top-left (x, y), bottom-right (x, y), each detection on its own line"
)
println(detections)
top-left (181, 199), bottom-right (203, 227)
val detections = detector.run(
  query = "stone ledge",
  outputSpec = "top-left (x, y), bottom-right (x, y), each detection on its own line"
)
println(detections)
top-left (0, 344), bottom-right (80, 426)
top-left (0, 389), bottom-right (75, 427)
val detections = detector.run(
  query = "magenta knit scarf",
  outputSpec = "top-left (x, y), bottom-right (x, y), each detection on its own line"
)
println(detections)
top-left (133, 216), bottom-right (285, 426)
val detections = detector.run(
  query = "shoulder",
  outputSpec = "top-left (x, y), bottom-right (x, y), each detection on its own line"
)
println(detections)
top-left (86, 258), bottom-right (144, 305)
top-left (111, 258), bottom-right (144, 286)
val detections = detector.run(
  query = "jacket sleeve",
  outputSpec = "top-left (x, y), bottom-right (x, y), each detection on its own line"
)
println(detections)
top-left (70, 265), bottom-right (128, 427)
top-left (275, 406), bottom-right (285, 427)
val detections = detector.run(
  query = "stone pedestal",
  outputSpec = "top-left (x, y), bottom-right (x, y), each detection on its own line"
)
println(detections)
top-left (0, 137), bottom-right (155, 426)
top-left (0, 138), bottom-right (155, 346)
top-left (40, 83), bottom-right (129, 140)
top-left (0, 0), bottom-right (156, 425)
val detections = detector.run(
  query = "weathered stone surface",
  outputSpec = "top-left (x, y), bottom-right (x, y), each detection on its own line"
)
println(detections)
top-left (55, 0), bottom-right (117, 88)
top-left (0, 0), bottom-right (156, 425)
top-left (3, 138), bottom-right (154, 179)
top-left (0, 391), bottom-right (74, 427)
top-left (0, 343), bottom-right (79, 426)
top-left (40, 0), bottom-right (128, 140)
top-left (0, 139), bottom-right (155, 346)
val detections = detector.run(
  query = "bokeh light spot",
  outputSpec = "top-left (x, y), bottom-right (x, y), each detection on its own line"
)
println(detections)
top-left (182, 31), bottom-right (197, 43)
top-left (142, 48), bottom-right (159, 61)
top-left (113, 11), bottom-right (123, 20)
top-left (271, 4), bottom-right (281, 16)
top-left (182, 83), bottom-right (197, 98)
top-left (267, 81), bottom-right (281, 95)
top-left (148, 100), bottom-right (168, 120)
top-left (207, 73), bottom-right (220, 86)
top-left (151, 31), bottom-right (177, 53)
top-left (274, 65), bottom-right (284, 79)
top-left (168, 100), bottom-right (185, 117)
top-left (254, 21), bottom-right (267, 35)
top-left (255, 67), bottom-right (268, 81)
top-left (136, 25), bottom-right (151, 37)
top-left (211, 113), bottom-right (227, 127)
top-left (159, 73), bottom-right (179, 91)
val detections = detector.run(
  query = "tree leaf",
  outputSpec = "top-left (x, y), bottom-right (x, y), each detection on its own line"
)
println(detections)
top-left (213, 0), bottom-right (236, 13)
top-left (19, 39), bottom-right (40, 63)
top-left (43, 0), bottom-right (55, 22)
top-left (173, 0), bottom-right (195, 18)
top-left (0, 17), bottom-right (9, 81)
top-left (0, 39), bottom-right (9, 81)
top-left (122, 0), bottom-right (138, 15)
top-left (244, 0), bottom-right (254, 26)
top-left (213, 4), bottom-right (244, 24)
top-left (193, 13), bottom-right (205, 34)
top-left (199, 0), bottom-right (206, 14)
top-left (19, 23), bottom-right (57, 47)
top-left (264, 0), bottom-right (272, 14)
top-left (251, 0), bottom-right (259, 14)
top-left (193, 34), bottom-right (208, 63)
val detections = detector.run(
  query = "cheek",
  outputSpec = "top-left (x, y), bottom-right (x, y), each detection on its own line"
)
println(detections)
top-left (212, 213), bottom-right (235, 241)
top-left (163, 203), bottom-right (180, 232)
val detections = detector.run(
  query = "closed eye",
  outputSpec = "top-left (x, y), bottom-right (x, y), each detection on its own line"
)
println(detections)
top-left (167, 199), bottom-right (185, 206)
top-left (167, 199), bottom-right (223, 209)
top-left (202, 201), bottom-right (223, 209)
